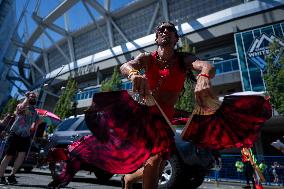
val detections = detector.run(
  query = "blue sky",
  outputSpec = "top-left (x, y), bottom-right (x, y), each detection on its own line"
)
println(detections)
top-left (12, 0), bottom-right (133, 97)
top-left (16, 0), bottom-right (134, 46)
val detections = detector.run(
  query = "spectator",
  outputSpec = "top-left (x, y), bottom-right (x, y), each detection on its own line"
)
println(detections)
top-left (271, 162), bottom-right (280, 185)
top-left (241, 148), bottom-right (256, 189)
top-left (0, 92), bottom-right (41, 185)
top-left (213, 151), bottom-right (222, 186)
top-left (235, 161), bottom-right (244, 180)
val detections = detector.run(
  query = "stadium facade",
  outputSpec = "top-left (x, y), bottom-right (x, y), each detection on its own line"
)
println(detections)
top-left (4, 0), bottom-right (284, 155)
top-left (0, 0), bottom-right (17, 107)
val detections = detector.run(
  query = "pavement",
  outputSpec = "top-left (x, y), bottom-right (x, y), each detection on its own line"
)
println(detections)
top-left (26, 167), bottom-right (284, 189)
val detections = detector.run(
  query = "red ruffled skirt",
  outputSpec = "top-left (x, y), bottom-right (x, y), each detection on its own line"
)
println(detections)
top-left (182, 95), bottom-right (272, 150)
top-left (66, 90), bottom-right (175, 174)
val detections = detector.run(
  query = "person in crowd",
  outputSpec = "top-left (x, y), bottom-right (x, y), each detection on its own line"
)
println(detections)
top-left (241, 148), bottom-right (256, 189)
top-left (271, 161), bottom-right (280, 184)
top-left (213, 151), bottom-right (222, 186)
top-left (0, 92), bottom-right (41, 185)
top-left (235, 160), bottom-right (244, 180)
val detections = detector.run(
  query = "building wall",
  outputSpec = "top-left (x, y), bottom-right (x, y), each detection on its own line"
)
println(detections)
top-left (38, 0), bottom-right (245, 79)
top-left (0, 0), bottom-right (16, 106)
top-left (38, 1), bottom-right (284, 110)
top-left (235, 22), bottom-right (284, 91)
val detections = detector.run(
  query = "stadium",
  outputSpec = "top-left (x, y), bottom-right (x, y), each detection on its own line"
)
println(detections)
top-left (0, 0), bottom-right (284, 155)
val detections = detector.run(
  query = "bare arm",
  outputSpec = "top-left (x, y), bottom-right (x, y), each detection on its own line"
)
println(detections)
top-left (16, 98), bottom-right (29, 114)
top-left (191, 60), bottom-right (215, 78)
top-left (120, 52), bottom-right (151, 97)
top-left (184, 55), bottom-right (216, 107)
top-left (30, 119), bottom-right (43, 133)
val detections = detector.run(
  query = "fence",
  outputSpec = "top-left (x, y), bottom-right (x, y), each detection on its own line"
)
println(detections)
top-left (205, 155), bottom-right (284, 186)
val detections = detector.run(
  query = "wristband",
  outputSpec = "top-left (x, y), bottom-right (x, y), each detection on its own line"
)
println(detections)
top-left (197, 73), bottom-right (210, 79)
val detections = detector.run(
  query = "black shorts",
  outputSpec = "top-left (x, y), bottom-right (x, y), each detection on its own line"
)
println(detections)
top-left (4, 132), bottom-right (31, 155)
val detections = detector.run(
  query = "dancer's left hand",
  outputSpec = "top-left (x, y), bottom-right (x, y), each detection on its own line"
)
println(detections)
top-left (194, 76), bottom-right (214, 107)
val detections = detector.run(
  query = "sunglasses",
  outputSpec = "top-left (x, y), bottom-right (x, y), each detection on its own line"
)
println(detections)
top-left (157, 26), bottom-right (176, 33)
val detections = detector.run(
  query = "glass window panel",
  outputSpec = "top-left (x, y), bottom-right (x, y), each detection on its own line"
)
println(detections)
top-left (76, 120), bottom-right (88, 131)
top-left (56, 118), bottom-right (79, 131)
top-left (232, 59), bottom-right (239, 70)
top-left (260, 26), bottom-right (273, 36)
top-left (250, 69), bottom-right (264, 91)
top-left (222, 62), bottom-right (232, 72)
top-left (273, 24), bottom-right (283, 38)
top-left (79, 93), bottom-right (84, 100)
top-left (88, 91), bottom-right (92, 98)
top-left (235, 33), bottom-right (251, 90)
top-left (214, 64), bottom-right (222, 74)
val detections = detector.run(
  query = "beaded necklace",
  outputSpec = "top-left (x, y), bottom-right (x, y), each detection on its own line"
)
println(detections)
top-left (152, 52), bottom-right (176, 95)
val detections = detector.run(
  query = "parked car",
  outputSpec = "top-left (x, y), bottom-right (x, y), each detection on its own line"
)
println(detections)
top-left (47, 115), bottom-right (214, 189)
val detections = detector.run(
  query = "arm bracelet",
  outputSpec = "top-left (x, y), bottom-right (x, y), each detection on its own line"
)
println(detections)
top-left (197, 73), bottom-right (210, 79)
top-left (127, 70), bottom-right (139, 80)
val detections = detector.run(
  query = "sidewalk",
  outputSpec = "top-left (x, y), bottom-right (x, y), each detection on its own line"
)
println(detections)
top-left (32, 167), bottom-right (121, 181)
top-left (204, 178), bottom-right (283, 189)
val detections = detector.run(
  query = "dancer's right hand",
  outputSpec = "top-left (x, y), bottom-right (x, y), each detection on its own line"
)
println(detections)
top-left (130, 74), bottom-right (150, 97)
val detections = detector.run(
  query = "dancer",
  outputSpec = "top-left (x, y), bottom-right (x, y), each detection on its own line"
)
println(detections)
top-left (119, 21), bottom-right (270, 189)
top-left (47, 21), bottom-right (271, 189)
top-left (0, 92), bottom-right (40, 185)
top-left (119, 21), bottom-right (215, 189)
top-left (48, 21), bottom-right (215, 189)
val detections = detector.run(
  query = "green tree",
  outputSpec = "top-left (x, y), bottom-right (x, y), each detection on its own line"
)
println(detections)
top-left (175, 79), bottom-right (195, 112)
top-left (53, 77), bottom-right (78, 119)
top-left (0, 98), bottom-right (18, 118)
top-left (178, 37), bottom-right (196, 54)
top-left (175, 37), bottom-right (196, 113)
top-left (100, 66), bottom-right (122, 92)
top-left (264, 40), bottom-right (284, 115)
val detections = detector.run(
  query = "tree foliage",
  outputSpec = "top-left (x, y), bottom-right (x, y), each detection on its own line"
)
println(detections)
top-left (175, 79), bottom-right (195, 113)
top-left (100, 66), bottom-right (122, 92)
top-left (175, 38), bottom-right (196, 113)
top-left (264, 40), bottom-right (284, 115)
top-left (0, 98), bottom-right (18, 118)
top-left (53, 77), bottom-right (78, 119)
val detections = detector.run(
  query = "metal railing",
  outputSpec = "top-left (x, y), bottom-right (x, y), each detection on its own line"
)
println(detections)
top-left (206, 155), bottom-right (284, 186)
top-left (213, 58), bottom-right (239, 75)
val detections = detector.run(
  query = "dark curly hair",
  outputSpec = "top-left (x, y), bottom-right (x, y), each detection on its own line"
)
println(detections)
top-left (155, 22), bottom-right (179, 40)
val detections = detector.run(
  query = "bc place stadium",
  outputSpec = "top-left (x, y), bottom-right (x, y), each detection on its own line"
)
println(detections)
top-left (0, 0), bottom-right (284, 155)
